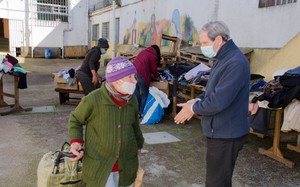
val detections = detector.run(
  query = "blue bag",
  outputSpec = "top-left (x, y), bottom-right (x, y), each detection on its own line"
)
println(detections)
top-left (141, 87), bottom-right (170, 125)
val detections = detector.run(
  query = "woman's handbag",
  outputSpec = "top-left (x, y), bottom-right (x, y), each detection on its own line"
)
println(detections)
top-left (37, 142), bottom-right (83, 187)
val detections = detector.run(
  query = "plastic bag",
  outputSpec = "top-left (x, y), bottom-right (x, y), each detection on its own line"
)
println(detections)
top-left (141, 86), bottom-right (170, 125)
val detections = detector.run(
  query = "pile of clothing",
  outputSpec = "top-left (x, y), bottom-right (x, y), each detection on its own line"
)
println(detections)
top-left (249, 74), bottom-right (266, 92)
top-left (0, 54), bottom-right (28, 89)
top-left (56, 67), bottom-right (78, 86)
top-left (159, 62), bottom-right (211, 99)
top-left (252, 66), bottom-right (300, 109)
top-left (163, 62), bottom-right (211, 85)
top-left (249, 66), bottom-right (300, 134)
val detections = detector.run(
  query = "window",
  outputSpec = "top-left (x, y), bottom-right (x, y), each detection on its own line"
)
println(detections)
top-left (259, 0), bottom-right (297, 8)
top-left (36, 0), bottom-right (68, 22)
top-left (102, 22), bottom-right (110, 39)
top-left (92, 24), bottom-right (99, 41)
top-left (94, 0), bottom-right (112, 10)
top-left (94, 0), bottom-right (121, 11)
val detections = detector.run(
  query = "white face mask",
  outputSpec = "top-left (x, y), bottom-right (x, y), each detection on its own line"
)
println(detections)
top-left (120, 81), bottom-right (136, 95)
top-left (200, 45), bottom-right (217, 58)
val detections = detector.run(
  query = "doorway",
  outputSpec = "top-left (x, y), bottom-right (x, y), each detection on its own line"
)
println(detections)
top-left (0, 18), bottom-right (9, 52)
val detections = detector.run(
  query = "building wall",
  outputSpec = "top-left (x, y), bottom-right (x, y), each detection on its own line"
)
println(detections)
top-left (103, 0), bottom-right (300, 48)
top-left (251, 33), bottom-right (300, 81)
top-left (1, 0), bottom-right (299, 66)
top-left (0, 0), bottom-right (89, 56)
top-left (89, 0), bottom-right (300, 77)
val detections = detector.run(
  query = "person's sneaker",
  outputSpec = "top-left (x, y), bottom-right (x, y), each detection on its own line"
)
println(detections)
top-left (138, 113), bottom-right (142, 119)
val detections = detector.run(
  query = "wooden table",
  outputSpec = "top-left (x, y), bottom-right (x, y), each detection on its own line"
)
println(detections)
top-left (168, 82), bottom-right (204, 119)
top-left (0, 74), bottom-right (31, 115)
top-left (258, 108), bottom-right (295, 168)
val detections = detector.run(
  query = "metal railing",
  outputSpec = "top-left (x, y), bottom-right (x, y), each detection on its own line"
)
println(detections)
top-left (93, 0), bottom-right (120, 11)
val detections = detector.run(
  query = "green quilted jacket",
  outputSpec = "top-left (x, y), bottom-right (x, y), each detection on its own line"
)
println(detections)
top-left (69, 86), bottom-right (144, 187)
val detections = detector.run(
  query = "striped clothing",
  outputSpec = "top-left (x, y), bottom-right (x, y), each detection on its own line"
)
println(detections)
top-left (69, 86), bottom-right (144, 187)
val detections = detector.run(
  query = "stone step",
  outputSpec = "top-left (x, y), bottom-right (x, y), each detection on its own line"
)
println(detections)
top-left (0, 37), bottom-right (9, 52)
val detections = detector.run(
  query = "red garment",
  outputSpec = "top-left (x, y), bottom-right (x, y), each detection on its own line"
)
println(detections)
top-left (132, 47), bottom-right (159, 87)
top-left (70, 139), bottom-right (84, 145)
top-left (110, 95), bottom-right (127, 172)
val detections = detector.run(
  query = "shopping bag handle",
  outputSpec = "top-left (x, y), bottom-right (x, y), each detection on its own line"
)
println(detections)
top-left (52, 151), bottom-right (76, 174)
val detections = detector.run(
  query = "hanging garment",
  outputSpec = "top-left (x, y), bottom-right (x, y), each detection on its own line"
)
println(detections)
top-left (281, 99), bottom-right (300, 132)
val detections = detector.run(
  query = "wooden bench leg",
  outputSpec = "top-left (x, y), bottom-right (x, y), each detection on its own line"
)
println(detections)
top-left (258, 109), bottom-right (295, 168)
top-left (59, 92), bottom-right (70, 104)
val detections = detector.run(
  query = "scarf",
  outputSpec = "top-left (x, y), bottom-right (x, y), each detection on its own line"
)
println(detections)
top-left (105, 82), bottom-right (132, 101)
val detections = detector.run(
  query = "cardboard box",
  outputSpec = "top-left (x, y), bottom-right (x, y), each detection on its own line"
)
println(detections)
top-left (53, 73), bottom-right (78, 90)
top-left (150, 81), bottom-right (169, 96)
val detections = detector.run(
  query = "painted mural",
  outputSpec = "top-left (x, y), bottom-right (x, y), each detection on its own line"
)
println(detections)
top-left (123, 9), bottom-right (199, 47)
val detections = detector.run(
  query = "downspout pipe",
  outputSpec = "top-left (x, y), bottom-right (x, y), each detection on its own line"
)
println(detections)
top-left (31, 0), bottom-right (34, 58)
top-left (62, 0), bottom-right (73, 59)
top-left (111, 0), bottom-right (116, 58)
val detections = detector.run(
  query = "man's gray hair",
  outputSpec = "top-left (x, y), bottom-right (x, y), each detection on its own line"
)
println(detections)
top-left (201, 21), bottom-right (230, 42)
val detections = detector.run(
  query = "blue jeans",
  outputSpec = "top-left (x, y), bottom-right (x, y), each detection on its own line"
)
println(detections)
top-left (134, 74), bottom-right (149, 115)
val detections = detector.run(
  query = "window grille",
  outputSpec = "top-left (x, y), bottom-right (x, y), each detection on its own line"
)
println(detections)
top-left (93, 0), bottom-right (121, 11)
top-left (92, 24), bottom-right (99, 41)
top-left (102, 22), bottom-right (110, 40)
top-left (31, 0), bottom-right (68, 26)
top-left (258, 0), bottom-right (297, 8)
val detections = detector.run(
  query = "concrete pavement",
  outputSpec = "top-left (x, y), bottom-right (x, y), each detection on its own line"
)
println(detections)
top-left (0, 57), bottom-right (300, 187)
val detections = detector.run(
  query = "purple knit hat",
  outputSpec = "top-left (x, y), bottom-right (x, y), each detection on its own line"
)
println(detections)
top-left (105, 56), bottom-right (137, 82)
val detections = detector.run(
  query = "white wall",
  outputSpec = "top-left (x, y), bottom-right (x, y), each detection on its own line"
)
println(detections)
top-left (0, 0), bottom-right (89, 53)
top-left (0, 0), bottom-right (26, 19)
top-left (63, 0), bottom-right (89, 46)
top-left (1, 0), bottom-right (300, 54)
top-left (94, 0), bottom-right (300, 48)
top-left (217, 0), bottom-right (300, 48)
top-left (32, 26), bottom-right (64, 47)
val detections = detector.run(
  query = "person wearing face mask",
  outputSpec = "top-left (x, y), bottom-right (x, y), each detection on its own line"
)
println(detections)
top-left (69, 56), bottom-right (144, 187)
top-left (76, 38), bottom-right (109, 95)
top-left (174, 21), bottom-right (250, 187)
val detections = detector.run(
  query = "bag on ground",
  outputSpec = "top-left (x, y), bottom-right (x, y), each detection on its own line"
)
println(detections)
top-left (141, 86), bottom-right (170, 124)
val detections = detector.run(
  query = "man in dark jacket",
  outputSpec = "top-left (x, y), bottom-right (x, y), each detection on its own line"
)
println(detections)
top-left (76, 38), bottom-right (109, 95)
top-left (175, 21), bottom-right (250, 187)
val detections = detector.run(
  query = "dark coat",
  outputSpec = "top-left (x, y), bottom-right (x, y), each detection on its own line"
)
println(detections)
top-left (79, 46), bottom-right (101, 78)
top-left (193, 40), bottom-right (250, 139)
top-left (132, 47), bottom-right (159, 87)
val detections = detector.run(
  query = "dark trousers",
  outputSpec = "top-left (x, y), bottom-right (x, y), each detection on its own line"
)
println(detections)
top-left (134, 74), bottom-right (149, 115)
top-left (76, 70), bottom-right (96, 96)
top-left (205, 135), bottom-right (247, 187)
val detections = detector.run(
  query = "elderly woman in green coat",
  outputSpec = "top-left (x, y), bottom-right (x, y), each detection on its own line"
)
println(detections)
top-left (69, 56), bottom-right (144, 187)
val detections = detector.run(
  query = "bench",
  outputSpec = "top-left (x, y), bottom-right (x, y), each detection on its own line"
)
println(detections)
top-left (54, 88), bottom-right (83, 104)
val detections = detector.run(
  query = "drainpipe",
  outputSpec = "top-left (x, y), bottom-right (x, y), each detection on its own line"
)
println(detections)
top-left (62, 0), bottom-right (73, 59)
top-left (111, 0), bottom-right (116, 58)
top-left (31, 0), bottom-right (34, 58)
